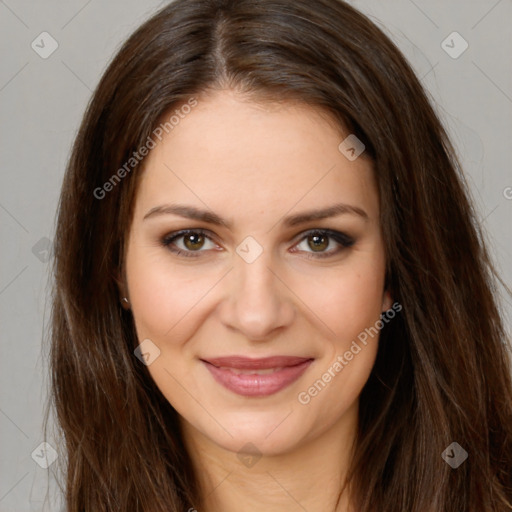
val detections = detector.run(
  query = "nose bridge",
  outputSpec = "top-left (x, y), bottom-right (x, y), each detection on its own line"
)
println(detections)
top-left (222, 245), bottom-right (294, 340)
top-left (235, 248), bottom-right (279, 311)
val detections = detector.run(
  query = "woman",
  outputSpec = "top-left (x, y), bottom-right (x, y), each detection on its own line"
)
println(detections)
top-left (48, 0), bottom-right (512, 510)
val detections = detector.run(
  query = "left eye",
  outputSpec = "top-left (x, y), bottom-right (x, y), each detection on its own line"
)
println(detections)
top-left (292, 229), bottom-right (354, 258)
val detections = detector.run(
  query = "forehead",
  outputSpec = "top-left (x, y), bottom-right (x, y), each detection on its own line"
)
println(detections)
top-left (133, 89), bottom-right (378, 223)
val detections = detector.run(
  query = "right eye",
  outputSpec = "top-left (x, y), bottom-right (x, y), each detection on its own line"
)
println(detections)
top-left (160, 229), bottom-right (220, 257)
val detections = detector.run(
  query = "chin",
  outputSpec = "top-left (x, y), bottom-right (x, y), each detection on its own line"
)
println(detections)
top-left (190, 403), bottom-right (320, 458)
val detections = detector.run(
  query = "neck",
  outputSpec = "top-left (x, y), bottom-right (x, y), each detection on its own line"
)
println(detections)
top-left (181, 402), bottom-right (359, 512)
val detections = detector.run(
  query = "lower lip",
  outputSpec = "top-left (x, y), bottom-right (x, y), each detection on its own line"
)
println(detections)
top-left (202, 360), bottom-right (313, 397)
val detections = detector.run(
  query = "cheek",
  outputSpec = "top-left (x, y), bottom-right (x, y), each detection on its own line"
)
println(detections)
top-left (126, 243), bottom-right (221, 340)
top-left (294, 269), bottom-right (385, 431)
top-left (291, 252), bottom-right (386, 345)
top-left (300, 257), bottom-right (386, 416)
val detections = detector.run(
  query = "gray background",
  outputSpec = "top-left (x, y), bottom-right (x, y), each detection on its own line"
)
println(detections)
top-left (1, 0), bottom-right (511, 510)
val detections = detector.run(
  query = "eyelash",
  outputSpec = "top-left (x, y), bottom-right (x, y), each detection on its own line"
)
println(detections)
top-left (160, 229), bottom-right (355, 259)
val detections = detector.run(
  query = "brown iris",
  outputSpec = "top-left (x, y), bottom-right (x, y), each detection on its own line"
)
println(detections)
top-left (183, 233), bottom-right (205, 250)
top-left (307, 233), bottom-right (329, 252)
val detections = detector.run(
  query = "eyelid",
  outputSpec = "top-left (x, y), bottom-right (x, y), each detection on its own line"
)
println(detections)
top-left (161, 228), bottom-right (218, 244)
top-left (289, 228), bottom-right (355, 259)
top-left (161, 228), bottom-right (220, 252)
top-left (291, 228), bottom-right (354, 246)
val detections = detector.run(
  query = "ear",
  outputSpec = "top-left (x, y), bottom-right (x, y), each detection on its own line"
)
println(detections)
top-left (113, 268), bottom-right (130, 310)
top-left (381, 270), bottom-right (394, 313)
top-left (381, 289), bottom-right (393, 313)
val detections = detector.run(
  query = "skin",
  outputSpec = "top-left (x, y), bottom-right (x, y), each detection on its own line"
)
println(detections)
top-left (123, 88), bottom-right (392, 512)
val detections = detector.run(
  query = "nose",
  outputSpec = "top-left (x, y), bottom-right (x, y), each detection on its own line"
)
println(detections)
top-left (218, 249), bottom-right (295, 341)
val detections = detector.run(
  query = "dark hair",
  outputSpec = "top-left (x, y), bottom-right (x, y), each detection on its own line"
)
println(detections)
top-left (48, 0), bottom-right (512, 510)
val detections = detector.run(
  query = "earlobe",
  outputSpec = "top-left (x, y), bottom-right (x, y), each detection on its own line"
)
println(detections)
top-left (114, 268), bottom-right (130, 309)
top-left (119, 285), bottom-right (130, 309)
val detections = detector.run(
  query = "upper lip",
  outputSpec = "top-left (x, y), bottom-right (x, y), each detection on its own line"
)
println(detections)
top-left (201, 356), bottom-right (313, 369)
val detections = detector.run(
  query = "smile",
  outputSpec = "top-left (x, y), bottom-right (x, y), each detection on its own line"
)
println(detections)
top-left (201, 356), bottom-right (313, 397)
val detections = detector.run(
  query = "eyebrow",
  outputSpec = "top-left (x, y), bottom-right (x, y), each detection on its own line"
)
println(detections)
top-left (143, 202), bottom-right (369, 228)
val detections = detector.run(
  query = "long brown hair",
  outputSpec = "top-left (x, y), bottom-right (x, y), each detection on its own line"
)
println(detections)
top-left (47, 0), bottom-right (512, 510)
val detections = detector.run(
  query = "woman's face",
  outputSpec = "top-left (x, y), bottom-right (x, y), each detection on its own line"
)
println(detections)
top-left (124, 89), bottom-right (391, 457)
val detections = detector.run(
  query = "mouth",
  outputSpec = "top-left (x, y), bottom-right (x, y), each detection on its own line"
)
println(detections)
top-left (200, 356), bottom-right (314, 397)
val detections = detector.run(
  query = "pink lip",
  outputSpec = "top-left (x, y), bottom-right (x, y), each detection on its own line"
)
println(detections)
top-left (201, 356), bottom-right (313, 397)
